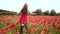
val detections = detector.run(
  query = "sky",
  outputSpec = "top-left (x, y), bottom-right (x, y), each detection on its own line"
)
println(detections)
top-left (0, 0), bottom-right (60, 13)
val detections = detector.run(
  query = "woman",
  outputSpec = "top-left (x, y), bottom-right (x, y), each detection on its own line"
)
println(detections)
top-left (19, 3), bottom-right (28, 34)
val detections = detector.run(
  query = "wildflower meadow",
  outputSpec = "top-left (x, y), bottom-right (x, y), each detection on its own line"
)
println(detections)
top-left (0, 15), bottom-right (60, 34)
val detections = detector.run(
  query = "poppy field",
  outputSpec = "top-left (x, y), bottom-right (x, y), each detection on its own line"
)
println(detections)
top-left (0, 15), bottom-right (60, 34)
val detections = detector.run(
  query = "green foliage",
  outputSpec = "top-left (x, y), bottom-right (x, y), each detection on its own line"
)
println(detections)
top-left (32, 9), bottom-right (60, 16)
top-left (50, 9), bottom-right (56, 16)
top-left (0, 21), bottom-right (6, 29)
top-left (56, 13), bottom-right (60, 16)
top-left (0, 9), bottom-right (17, 15)
top-left (44, 10), bottom-right (49, 16)
top-left (33, 9), bottom-right (43, 15)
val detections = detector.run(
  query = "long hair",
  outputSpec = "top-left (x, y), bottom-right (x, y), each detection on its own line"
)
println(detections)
top-left (21, 3), bottom-right (28, 14)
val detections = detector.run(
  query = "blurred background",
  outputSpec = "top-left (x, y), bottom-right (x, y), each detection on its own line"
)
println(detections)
top-left (0, 0), bottom-right (60, 16)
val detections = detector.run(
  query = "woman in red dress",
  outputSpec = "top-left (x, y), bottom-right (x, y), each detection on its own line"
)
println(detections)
top-left (19, 3), bottom-right (28, 34)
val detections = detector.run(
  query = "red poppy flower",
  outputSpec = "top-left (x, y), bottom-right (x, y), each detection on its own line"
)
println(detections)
top-left (13, 28), bottom-right (17, 32)
top-left (43, 28), bottom-right (50, 32)
top-left (10, 24), bottom-right (15, 28)
top-left (5, 28), bottom-right (9, 32)
top-left (56, 26), bottom-right (60, 30)
top-left (6, 22), bottom-right (11, 25)
top-left (41, 31), bottom-right (45, 34)
top-left (0, 29), bottom-right (5, 34)
top-left (33, 28), bottom-right (38, 33)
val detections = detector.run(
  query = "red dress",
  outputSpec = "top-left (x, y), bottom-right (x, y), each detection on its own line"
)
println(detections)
top-left (19, 13), bottom-right (28, 25)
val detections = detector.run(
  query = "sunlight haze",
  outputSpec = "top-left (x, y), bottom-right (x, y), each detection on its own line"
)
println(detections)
top-left (0, 0), bottom-right (60, 13)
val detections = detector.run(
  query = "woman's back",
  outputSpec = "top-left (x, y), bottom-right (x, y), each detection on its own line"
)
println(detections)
top-left (20, 13), bottom-right (28, 24)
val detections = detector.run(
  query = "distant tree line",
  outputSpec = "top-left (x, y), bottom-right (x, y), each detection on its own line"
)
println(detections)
top-left (0, 9), bottom-right (60, 16)
top-left (0, 9), bottom-right (17, 15)
top-left (32, 9), bottom-right (60, 16)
